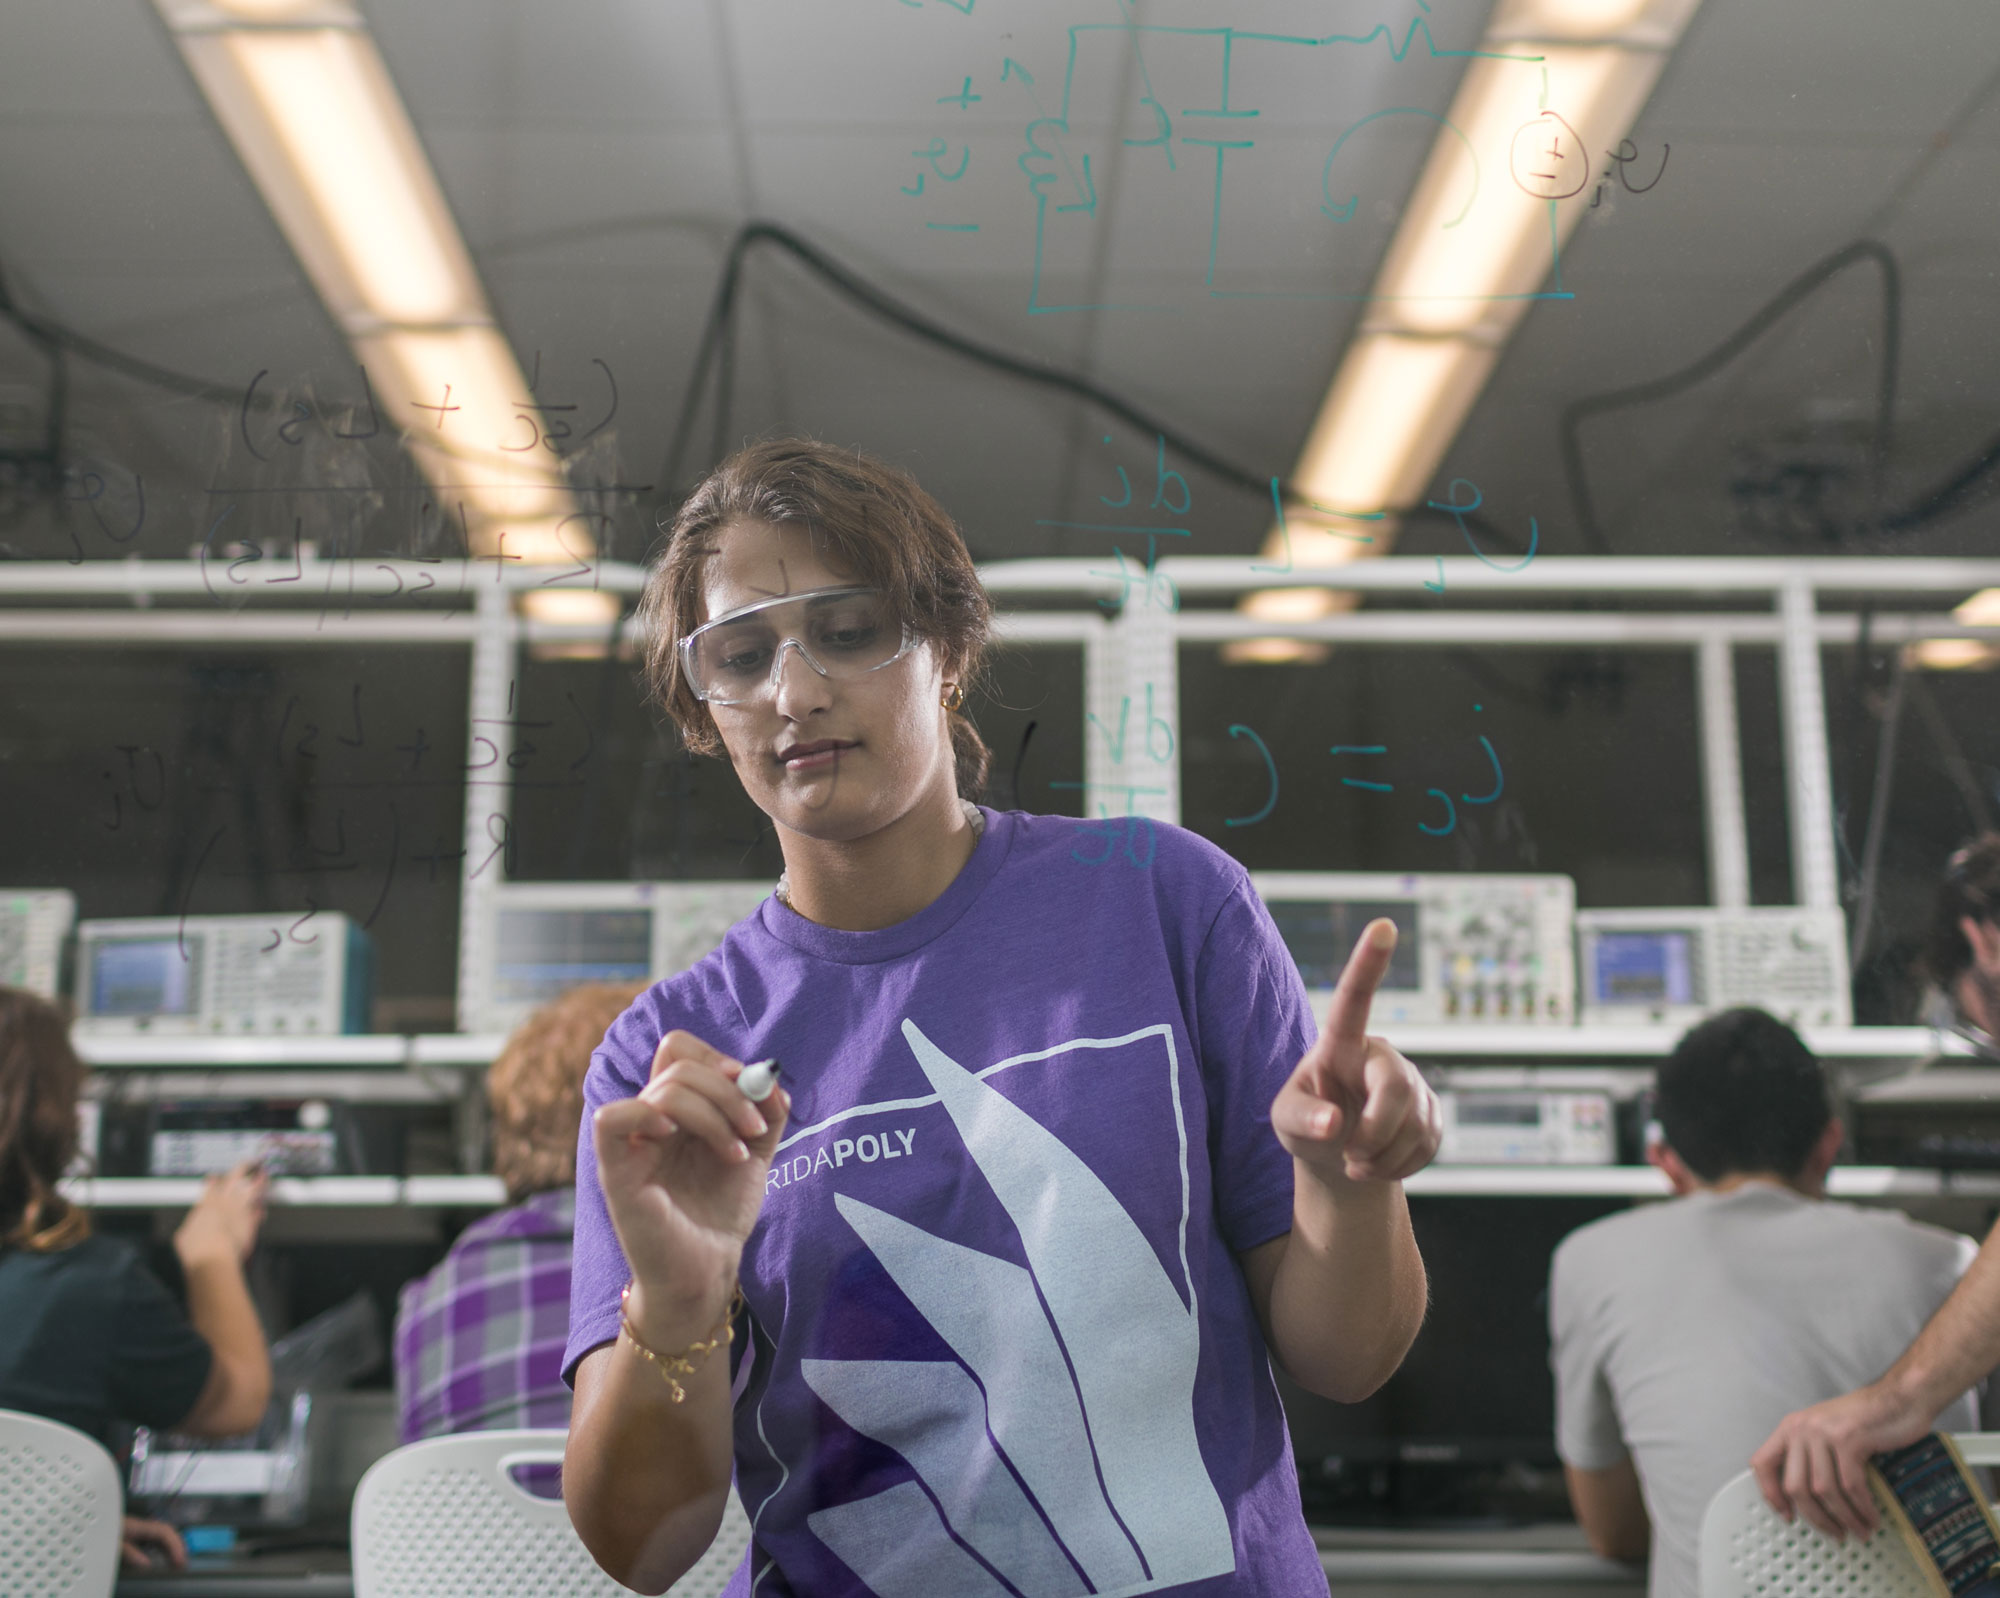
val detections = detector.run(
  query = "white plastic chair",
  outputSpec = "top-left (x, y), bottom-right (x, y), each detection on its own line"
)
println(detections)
top-left (1699, 1432), bottom-right (2000, 1596)
top-left (352, 1429), bottom-right (754, 1597)
top-left (0, 1408), bottom-right (123, 1598)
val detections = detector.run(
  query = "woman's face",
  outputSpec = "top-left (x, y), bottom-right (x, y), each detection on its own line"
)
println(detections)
top-left (695, 519), bottom-right (955, 841)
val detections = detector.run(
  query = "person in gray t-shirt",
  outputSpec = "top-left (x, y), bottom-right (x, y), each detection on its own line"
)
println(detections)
top-left (1549, 1008), bottom-right (1978, 1598)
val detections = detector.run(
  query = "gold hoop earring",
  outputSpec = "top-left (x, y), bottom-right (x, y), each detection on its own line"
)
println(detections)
top-left (941, 683), bottom-right (965, 712)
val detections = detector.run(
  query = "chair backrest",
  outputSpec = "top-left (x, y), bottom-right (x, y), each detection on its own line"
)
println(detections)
top-left (0, 1408), bottom-right (124, 1598)
top-left (351, 1429), bottom-right (754, 1597)
top-left (1699, 1432), bottom-right (2000, 1597)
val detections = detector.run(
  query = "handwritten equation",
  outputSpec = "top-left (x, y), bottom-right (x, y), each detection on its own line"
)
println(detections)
top-left (890, 8), bottom-right (1670, 312)
top-left (1042, 430), bottom-right (1532, 867)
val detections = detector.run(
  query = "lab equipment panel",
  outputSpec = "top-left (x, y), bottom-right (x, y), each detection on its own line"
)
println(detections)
top-left (1574, 906), bottom-right (1850, 1028)
top-left (462, 880), bottom-right (772, 1034)
top-left (1436, 1090), bottom-right (1616, 1165)
top-left (0, 888), bottom-right (75, 998)
top-left (1250, 872), bottom-right (1576, 1026)
top-left (147, 1100), bottom-right (342, 1177)
top-left (73, 913), bottom-right (373, 1036)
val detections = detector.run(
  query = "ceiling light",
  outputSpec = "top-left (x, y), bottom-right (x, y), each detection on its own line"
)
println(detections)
top-left (1220, 638), bottom-right (1334, 667)
top-left (1290, 336), bottom-right (1496, 513)
top-left (1239, 0), bottom-right (1704, 640)
top-left (1955, 588), bottom-right (2000, 627)
top-left (155, 0), bottom-right (585, 570)
top-left (196, 0), bottom-right (348, 23)
top-left (357, 327), bottom-right (571, 525)
top-left (1908, 639), bottom-right (2000, 672)
top-left (1488, 0), bottom-right (1653, 38)
top-left (520, 589), bottom-right (624, 662)
top-left (1488, 0), bottom-right (1704, 45)
top-left (1242, 589), bottom-right (1344, 623)
top-left (183, 27), bottom-right (480, 328)
top-left (1374, 47), bottom-right (1636, 337)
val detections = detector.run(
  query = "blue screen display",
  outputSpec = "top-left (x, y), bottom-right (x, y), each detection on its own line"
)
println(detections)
top-left (495, 909), bottom-right (652, 1001)
top-left (91, 937), bottom-right (197, 1016)
top-left (1594, 931), bottom-right (1695, 1005)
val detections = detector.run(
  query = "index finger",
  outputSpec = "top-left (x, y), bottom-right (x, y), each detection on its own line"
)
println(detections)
top-left (1325, 919), bottom-right (1397, 1047)
top-left (649, 1029), bottom-right (734, 1083)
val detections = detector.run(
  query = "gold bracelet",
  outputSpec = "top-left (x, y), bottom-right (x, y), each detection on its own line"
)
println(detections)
top-left (617, 1280), bottom-right (744, 1403)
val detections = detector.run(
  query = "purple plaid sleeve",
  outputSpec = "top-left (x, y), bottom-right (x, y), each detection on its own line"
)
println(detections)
top-left (393, 1188), bottom-right (577, 1449)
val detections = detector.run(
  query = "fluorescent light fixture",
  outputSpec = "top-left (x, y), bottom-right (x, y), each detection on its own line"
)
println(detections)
top-left (1489, 0), bottom-right (1653, 40)
top-left (1908, 639), bottom-right (2000, 672)
top-left (521, 590), bottom-right (622, 626)
top-left (208, 0), bottom-right (332, 17)
top-left (1289, 335), bottom-right (1497, 511)
top-left (520, 588), bottom-right (625, 660)
top-left (1909, 588), bottom-right (2000, 670)
top-left (1235, 0), bottom-right (1703, 646)
top-left (1956, 588), bottom-right (2000, 627)
top-left (1489, 0), bottom-right (1702, 47)
top-left (1220, 638), bottom-right (1333, 667)
top-left (155, 1), bottom-right (589, 570)
top-left (1221, 580), bottom-right (1355, 665)
top-left (354, 326), bottom-right (570, 523)
top-left (177, 24), bottom-right (480, 331)
top-left (1372, 47), bottom-right (1638, 338)
top-left (1242, 589), bottom-right (1345, 623)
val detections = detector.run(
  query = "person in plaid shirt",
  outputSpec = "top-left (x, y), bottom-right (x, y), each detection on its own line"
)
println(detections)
top-left (394, 983), bottom-right (641, 1446)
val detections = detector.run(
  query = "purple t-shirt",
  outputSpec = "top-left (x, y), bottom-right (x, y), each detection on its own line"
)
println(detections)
top-left (565, 808), bottom-right (1326, 1597)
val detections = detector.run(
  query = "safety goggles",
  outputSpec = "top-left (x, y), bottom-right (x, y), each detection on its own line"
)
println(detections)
top-left (679, 586), bottom-right (917, 706)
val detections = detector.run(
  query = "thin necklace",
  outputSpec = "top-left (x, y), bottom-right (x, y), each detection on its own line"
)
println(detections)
top-left (774, 801), bottom-right (985, 910)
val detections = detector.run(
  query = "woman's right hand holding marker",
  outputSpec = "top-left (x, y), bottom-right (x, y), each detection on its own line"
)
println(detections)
top-left (592, 1030), bottom-right (790, 1342)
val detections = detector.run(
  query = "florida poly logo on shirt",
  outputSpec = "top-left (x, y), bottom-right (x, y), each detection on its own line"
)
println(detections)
top-left (766, 1126), bottom-right (918, 1191)
top-left (767, 1020), bottom-right (1236, 1597)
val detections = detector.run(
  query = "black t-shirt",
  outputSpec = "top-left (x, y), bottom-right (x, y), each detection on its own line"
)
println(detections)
top-left (0, 1233), bottom-right (213, 1448)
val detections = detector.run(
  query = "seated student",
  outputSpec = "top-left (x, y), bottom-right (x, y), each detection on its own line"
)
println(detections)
top-left (1925, 833), bottom-right (2000, 1053)
top-left (393, 983), bottom-right (640, 1444)
top-left (0, 987), bottom-right (271, 1573)
top-left (1549, 1007), bottom-right (1979, 1598)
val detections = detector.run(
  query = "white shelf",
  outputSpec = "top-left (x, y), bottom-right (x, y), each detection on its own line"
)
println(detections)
top-left (1409, 1166), bottom-right (1669, 1196)
top-left (62, 1165), bottom-right (1998, 1206)
top-left (1316, 1549), bottom-right (1638, 1585)
top-left (408, 1034), bottom-right (508, 1066)
top-left (60, 1175), bottom-right (506, 1208)
top-left (76, 1035), bottom-right (409, 1069)
top-left (68, 1026), bottom-right (1971, 1073)
top-left (84, 1070), bottom-right (461, 1103)
top-left (401, 1175), bottom-right (508, 1206)
top-left (1405, 1165), bottom-right (2000, 1198)
top-left (1380, 1026), bottom-right (1963, 1060)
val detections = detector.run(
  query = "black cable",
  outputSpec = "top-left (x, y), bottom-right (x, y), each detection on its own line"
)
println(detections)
top-left (0, 262), bottom-right (67, 476)
top-left (1848, 644), bottom-right (1908, 970)
top-left (688, 228), bottom-right (1528, 560)
top-left (0, 265), bottom-right (255, 409)
top-left (1879, 424), bottom-right (2000, 531)
top-left (660, 220), bottom-right (1445, 534)
top-left (1560, 239), bottom-right (1902, 554)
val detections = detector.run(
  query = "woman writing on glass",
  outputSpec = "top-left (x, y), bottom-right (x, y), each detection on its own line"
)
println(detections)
top-left (561, 439), bottom-right (1441, 1596)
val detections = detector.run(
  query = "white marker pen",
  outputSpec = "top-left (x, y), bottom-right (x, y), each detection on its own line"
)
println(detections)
top-left (738, 1058), bottom-right (782, 1102)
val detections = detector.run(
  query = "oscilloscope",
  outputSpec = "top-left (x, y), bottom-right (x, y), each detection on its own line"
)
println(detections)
top-left (0, 888), bottom-right (75, 999)
top-left (1249, 873), bottom-right (1577, 1027)
top-left (460, 880), bottom-right (773, 1035)
top-left (73, 913), bottom-right (374, 1037)
top-left (1573, 906), bottom-right (1851, 1028)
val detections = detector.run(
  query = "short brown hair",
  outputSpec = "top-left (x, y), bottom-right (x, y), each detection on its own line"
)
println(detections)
top-left (1926, 833), bottom-right (2000, 991)
top-left (0, 987), bottom-right (90, 1253)
top-left (488, 983), bottom-right (642, 1203)
top-left (638, 438), bottom-right (995, 797)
